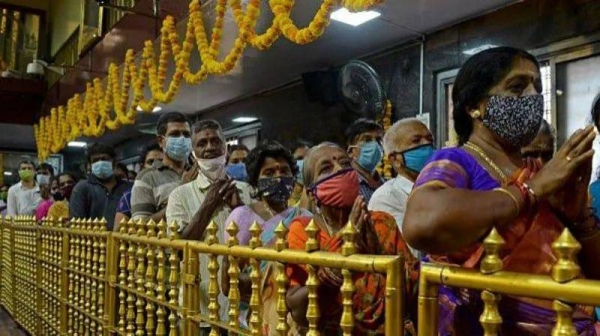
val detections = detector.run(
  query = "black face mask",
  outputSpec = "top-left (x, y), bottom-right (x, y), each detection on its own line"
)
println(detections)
top-left (257, 176), bottom-right (295, 204)
top-left (53, 192), bottom-right (65, 201)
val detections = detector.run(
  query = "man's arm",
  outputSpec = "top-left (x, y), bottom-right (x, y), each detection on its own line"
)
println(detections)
top-left (179, 180), bottom-right (230, 240)
top-left (131, 177), bottom-right (160, 222)
top-left (181, 201), bottom-right (220, 240)
top-left (6, 187), bottom-right (17, 216)
top-left (69, 182), bottom-right (88, 219)
top-left (166, 188), bottom-right (189, 237)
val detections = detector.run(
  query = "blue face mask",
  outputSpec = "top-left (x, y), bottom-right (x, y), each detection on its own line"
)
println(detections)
top-left (165, 136), bottom-right (192, 162)
top-left (226, 163), bottom-right (248, 182)
top-left (356, 141), bottom-right (384, 173)
top-left (295, 159), bottom-right (304, 185)
top-left (91, 160), bottom-right (114, 180)
top-left (401, 144), bottom-right (435, 174)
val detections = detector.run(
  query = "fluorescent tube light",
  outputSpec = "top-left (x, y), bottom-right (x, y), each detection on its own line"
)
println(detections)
top-left (232, 117), bottom-right (258, 123)
top-left (136, 106), bottom-right (162, 113)
top-left (331, 8), bottom-right (380, 27)
top-left (68, 141), bottom-right (87, 148)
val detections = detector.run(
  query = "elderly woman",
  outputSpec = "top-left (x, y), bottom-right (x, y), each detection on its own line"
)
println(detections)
top-left (521, 119), bottom-right (556, 164)
top-left (222, 139), bottom-right (311, 334)
top-left (403, 47), bottom-right (600, 335)
top-left (285, 142), bottom-right (415, 335)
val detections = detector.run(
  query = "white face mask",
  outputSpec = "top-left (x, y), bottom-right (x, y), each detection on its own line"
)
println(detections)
top-left (196, 153), bottom-right (227, 181)
top-left (36, 174), bottom-right (50, 186)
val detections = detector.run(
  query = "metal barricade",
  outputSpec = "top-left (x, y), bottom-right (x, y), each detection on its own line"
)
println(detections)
top-left (418, 227), bottom-right (600, 335)
top-left (0, 216), bottom-right (404, 336)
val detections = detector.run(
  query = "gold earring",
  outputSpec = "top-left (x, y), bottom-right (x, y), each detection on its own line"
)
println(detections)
top-left (470, 110), bottom-right (481, 119)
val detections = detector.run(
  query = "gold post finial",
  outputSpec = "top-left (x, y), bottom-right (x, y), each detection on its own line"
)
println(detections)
top-left (91, 217), bottom-right (100, 231)
top-left (479, 290), bottom-right (502, 336)
top-left (119, 218), bottom-right (128, 234)
top-left (249, 221), bottom-right (262, 249)
top-left (99, 217), bottom-right (107, 231)
top-left (147, 219), bottom-right (156, 238)
top-left (206, 221), bottom-right (218, 245)
top-left (305, 219), bottom-right (319, 252)
top-left (551, 300), bottom-right (577, 336)
top-left (551, 228), bottom-right (581, 283)
top-left (168, 221), bottom-right (179, 240)
top-left (127, 219), bottom-right (136, 235)
top-left (274, 221), bottom-right (288, 252)
top-left (480, 228), bottom-right (505, 274)
top-left (226, 221), bottom-right (239, 247)
top-left (136, 219), bottom-right (146, 236)
top-left (156, 219), bottom-right (167, 239)
top-left (341, 220), bottom-right (356, 257)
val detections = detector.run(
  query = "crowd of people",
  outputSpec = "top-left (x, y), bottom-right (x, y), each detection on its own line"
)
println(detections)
top-left (4, 46), bottom-right (600, 335)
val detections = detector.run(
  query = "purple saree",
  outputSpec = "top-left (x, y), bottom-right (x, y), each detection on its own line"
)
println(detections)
top-left (414, 147), bottom-right (599, 335)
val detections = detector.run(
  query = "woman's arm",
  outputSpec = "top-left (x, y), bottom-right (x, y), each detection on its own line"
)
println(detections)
top-left (403, 184), bottom-right (522, 254)
top-left (286, 285), bottom-right (309, 330)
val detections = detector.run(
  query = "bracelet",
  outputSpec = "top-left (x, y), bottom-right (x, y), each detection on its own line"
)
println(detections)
top-left (493, 188), bottom-right (521, 216)
top-left (521, 182), bottom-right (539, 210)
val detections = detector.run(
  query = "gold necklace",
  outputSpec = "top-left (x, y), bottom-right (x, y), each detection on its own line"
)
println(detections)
top-left (464, 142), bottom-right (508, 183)
top-left (261, 200), bottom-right (279, 218)
top-left (319, 213), bottom-right (336, 237)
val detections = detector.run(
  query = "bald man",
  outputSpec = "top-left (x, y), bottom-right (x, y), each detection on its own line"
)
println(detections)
top-left (368, 118), bottom-right (434, 256)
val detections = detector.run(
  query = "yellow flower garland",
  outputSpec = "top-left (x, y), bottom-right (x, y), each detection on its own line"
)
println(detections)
top-left (35, 0), bottom-right (385, 161)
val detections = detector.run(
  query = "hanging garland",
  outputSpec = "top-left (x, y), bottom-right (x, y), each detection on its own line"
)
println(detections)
top-left (34, 0), bottom-right (385, 161)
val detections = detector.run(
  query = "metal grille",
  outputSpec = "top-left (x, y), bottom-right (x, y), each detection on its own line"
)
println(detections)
top-left (540, 62), bottom-right (553, 124)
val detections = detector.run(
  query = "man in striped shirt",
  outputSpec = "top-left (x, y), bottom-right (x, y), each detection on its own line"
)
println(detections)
top-left (130, 112), bottom-right (198, 223)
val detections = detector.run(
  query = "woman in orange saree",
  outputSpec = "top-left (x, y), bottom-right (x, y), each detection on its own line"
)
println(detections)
top-left (403, 47), bottom-right (600, 335)
top-left (285, 143), bottom-right (417, 335)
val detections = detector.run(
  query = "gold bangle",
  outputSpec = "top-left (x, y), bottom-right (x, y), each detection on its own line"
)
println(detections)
top-left (493, 187), bottom-right (521, 216)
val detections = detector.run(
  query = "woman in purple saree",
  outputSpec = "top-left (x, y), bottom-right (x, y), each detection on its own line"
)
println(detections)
top-left (403, 47), bottom-right (600, 335)
top-left (221, 140), bottom-right (311, 335)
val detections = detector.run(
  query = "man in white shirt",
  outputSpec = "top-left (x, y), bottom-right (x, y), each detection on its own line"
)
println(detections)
top-left (368, 118), bottom-right (434, 257)
top-left (166, 119), bottom-right (252, 336)
top-left (7, 159), bottom-right (42, 216)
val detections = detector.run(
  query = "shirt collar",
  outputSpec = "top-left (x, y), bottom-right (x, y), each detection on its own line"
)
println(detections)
top-left (195, 171), bottom-right (228, 191)
top-left (19, 181), bottom-right (40, 192)
top-left (394, 175), bottom-right (414, 194)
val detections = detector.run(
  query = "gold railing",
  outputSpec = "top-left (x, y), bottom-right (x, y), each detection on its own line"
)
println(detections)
top-left (418, 227), bottom-right (600, 335)
top-left (0, 216), bottom-right (403, 336)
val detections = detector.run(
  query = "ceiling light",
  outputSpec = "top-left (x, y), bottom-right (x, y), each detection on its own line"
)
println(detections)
top-left (232, 117), bottom-right (258, 123)
top-left (136, 106), bottom-right (162, 113)
top-left (68, 141), bottom-right (87, 148)
top-left (463, 44), bottom-right (499, 56)
top-left (3, 172), bottom-right (11, 176)
top-left (331, 8), bottom-right (380, 27)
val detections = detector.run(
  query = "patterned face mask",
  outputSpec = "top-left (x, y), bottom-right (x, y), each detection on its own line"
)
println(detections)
top-left (257, 176), bottom-right (294, 204)
top-left (482, 94), bottom-right (544, 148)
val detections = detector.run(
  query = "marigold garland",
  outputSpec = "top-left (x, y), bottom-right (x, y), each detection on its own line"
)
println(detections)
top-left (35, 0), bottom-right (385, 161)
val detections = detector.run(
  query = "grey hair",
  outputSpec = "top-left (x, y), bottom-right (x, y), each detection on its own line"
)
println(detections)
top-left (192, 119), bottom-right (223, 135)
top-left (382, 117), bottom-right (423, 156)
top-left (302, 142), bottom-right (343, 188)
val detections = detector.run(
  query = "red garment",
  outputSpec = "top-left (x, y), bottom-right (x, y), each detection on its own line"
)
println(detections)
top-left (285, 211), bottom-right (416, 335)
